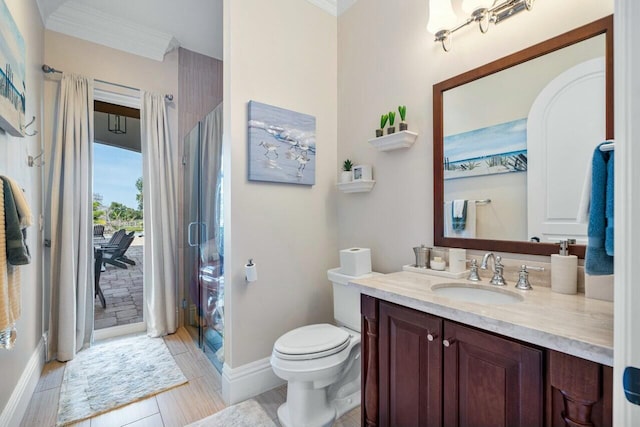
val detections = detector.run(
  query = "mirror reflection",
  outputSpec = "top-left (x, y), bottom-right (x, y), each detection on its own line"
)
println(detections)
top-left (442, 34), bottom-right (606, 245)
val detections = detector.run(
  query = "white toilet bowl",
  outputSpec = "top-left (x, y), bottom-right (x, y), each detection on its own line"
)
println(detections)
top-left (270, 268), bottom-right (379, 427)
top-left (270, 324), bottom-right (361, 427)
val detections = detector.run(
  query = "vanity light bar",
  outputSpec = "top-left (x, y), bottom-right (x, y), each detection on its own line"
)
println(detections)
top-left (434, 0), bottom-right (534, 52)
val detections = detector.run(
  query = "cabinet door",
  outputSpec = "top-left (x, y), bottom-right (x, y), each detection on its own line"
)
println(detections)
top-left (379, 301), bottom-right (443, 427)
top-left (443, 321), bottom-right (543, 427)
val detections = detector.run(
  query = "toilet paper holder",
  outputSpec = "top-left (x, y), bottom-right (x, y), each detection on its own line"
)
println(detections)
top-left (245, 258), bottom-right (258, 282)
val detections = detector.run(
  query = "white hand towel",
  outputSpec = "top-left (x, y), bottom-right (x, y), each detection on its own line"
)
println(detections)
top-left (453, 199), bottom-right (466, 218)
top-left (6, 177), bottom-right (32, 228)
top-left (444, 201), bottom-right (477, 238)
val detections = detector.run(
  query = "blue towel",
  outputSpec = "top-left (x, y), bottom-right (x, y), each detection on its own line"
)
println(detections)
top-left (451, 200), bottom-right (467, 231)
top-left (585, 143), bottom-right (614, 275)
top-left (605, 154), bottom-right (614, 255)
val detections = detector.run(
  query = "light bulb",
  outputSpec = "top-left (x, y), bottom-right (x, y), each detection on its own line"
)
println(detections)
top-left (427, 0), bottom-right (458, 35)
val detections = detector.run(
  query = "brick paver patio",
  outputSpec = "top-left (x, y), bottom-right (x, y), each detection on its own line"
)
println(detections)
top-left (94, 240), bottom-right (144, 330)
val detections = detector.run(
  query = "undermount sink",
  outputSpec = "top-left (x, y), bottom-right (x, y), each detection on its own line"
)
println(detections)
top-left (431, 283), bottom-right (524, 305)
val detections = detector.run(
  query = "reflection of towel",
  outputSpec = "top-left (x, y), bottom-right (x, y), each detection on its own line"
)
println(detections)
top-left (452, 200), bottom-right (467, 230)
top-left (0, 182), bottom-right (21, 349)
top-left (6, 177), bottom-right (32, 228)
top-left (445, 200), bottom-right (476, 238)
top-left (2, 178), bottom-right (30, 266)
top-left (585, 143), bottom-right (614, 275)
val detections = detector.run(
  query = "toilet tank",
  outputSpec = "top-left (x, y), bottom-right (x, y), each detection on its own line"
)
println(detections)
top-left (327, 268), bottom-right (380, 332)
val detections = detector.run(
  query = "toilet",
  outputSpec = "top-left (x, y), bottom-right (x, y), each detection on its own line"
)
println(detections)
top-left (270, 267), bottom-right (379, 427)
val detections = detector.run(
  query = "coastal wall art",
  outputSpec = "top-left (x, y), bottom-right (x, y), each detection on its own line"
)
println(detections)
top-left (444, 118), bottom-right (527, 180)
top-left (248, 100), bottom-right (316, 185)
top-left (0, 0), bottom-right (25, 137)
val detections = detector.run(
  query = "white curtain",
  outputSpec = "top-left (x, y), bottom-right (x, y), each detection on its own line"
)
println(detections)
top-left (48, 73), bottom-right (94, 361)
top-left (141, 91), bottom-right (178, 337)
top-left (200, 103), bottom-right (223, 257)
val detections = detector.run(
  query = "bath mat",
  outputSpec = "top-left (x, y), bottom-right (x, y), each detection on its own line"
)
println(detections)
top-left (56, 334), bottom-right (187, 426)
top-left (185, 399), bottom-right (277, 427)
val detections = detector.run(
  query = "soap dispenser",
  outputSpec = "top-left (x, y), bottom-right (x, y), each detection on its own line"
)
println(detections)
top-left (551, 239), bottom-right (578, 294)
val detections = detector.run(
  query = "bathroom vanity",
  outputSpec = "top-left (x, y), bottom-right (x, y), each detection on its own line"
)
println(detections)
top-left (352, 272), bottom-right (613, 427)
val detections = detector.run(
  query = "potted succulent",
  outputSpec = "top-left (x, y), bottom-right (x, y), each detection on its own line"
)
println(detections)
top-left (398, 105), bottom-right (408, 131)
top-left (341, 159), bottom-right (353, 183)
top-left (376, 114), bottom-right (389, 137)
top-left (387, 111), bottom-right (396, 134)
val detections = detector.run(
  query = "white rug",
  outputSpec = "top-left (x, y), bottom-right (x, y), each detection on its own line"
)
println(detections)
top-left (56, 334), bottom-right (188, 426)
top-left (186, 399), bottom-right (277, 427)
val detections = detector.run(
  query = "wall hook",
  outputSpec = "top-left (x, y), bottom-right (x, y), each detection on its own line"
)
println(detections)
top-left (21, 116), bottom-right (38, 137)
top-left (27, 151), bottom-right (44, 167)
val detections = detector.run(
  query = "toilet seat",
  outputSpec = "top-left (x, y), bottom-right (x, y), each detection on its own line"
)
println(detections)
top-left (274, 324), bottom-right (351, 361)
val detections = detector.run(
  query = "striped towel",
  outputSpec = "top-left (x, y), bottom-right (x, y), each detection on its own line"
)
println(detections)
top-left (0, 178), bottom-right (21, 349)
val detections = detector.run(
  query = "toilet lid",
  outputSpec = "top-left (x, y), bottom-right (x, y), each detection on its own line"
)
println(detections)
top-left (274, 324), bottom-right (351, 360)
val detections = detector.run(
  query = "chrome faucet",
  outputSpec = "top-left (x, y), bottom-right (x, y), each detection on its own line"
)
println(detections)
top-left (481, 252), bottom-right (506, 286)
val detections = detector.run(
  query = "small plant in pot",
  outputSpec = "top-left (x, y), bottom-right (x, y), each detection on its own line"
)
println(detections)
top-left (376, 114), bottom-right (389, 138)
top-left (398, 105), bottom-right (408, 131)
top-left (341, 159), bottom-right (353, 183)
top-left (387, 111), bottom-right (396, 134)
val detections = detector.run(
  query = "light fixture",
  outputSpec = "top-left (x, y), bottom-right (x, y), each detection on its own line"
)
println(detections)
top-left (429, 0), bottom-right (535, 52)
top-left (108, 114), bottom-right (127, 135)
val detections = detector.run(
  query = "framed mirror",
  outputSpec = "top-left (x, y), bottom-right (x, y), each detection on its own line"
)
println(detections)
top-left (433, 16), bottom-right (613, 258)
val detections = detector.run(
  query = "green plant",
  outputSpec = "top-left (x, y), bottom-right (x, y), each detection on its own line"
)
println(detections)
top-left (380, 114), bottom-right (389, 129)
top-left (388, 111), bottom-right (396, 126)
top-left (398, 105), bottom-right (407, 122)
top-left (343, 159), bottom-right (353, 171)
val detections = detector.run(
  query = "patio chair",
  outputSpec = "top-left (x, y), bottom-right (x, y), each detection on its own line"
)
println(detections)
top-left (100, 229), bottom-right (126, 248)
top-left (93, 224), bottom-right (105, 239)
top-left (94, 247), bottom-right (106, 308)
top-left (101, 231), bottom-right (136, 269)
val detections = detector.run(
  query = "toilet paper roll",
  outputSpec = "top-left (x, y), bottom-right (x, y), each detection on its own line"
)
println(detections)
top-left (551, 254), bottom-right (577, 295)
top-left (245, 263), bottom-right (258, 282)
top-left (448, 248), bottom-right (467, 273)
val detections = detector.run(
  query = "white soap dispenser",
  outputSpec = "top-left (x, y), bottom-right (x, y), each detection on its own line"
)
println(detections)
top-left (551, 239), bottom-right (578, 294)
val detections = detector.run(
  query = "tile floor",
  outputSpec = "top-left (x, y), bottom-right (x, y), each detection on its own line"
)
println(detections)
top-left (20, 328), bottom-right (361, 427)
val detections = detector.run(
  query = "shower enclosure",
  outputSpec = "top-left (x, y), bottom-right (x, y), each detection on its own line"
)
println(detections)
top-left (183, 104), bottom-right (224, 372)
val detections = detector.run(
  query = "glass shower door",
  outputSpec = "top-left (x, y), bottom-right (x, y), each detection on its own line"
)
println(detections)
top-left (183, 112), bottom-right (224, 373)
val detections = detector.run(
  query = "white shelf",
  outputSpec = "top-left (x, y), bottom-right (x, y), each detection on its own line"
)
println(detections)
top-left (368, 130), bottom-right (418, 151)
top-left (337, 180), bottom-right (376, 193)
top-left (402, 264), bottom-right (469, 279)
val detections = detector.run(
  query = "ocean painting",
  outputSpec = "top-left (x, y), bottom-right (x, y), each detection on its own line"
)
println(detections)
top-left (0, 0), bottom-right (25, 137)
top-left (248, 101), bottom-right (316, 185)
top-left (443, 118), bottom-right (527, 180)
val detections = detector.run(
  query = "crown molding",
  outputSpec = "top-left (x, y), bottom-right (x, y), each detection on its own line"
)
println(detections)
top-left (46, 1), bottom-right (179, 62)
top-left (306, 0), bottom-right (357, 16)
top-left (337, 0), bottom-right (358, 16)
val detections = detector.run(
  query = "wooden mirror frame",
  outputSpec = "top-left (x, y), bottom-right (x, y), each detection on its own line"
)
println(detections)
top-left (433, 15), bottom-right (613, 258)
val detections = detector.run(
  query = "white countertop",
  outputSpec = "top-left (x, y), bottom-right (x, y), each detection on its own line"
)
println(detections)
top-left (350, 271), bottom-right (614, 366)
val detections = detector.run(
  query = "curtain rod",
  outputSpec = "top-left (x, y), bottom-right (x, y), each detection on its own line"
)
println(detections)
top-left (41, 64), bottom-right (174, 102)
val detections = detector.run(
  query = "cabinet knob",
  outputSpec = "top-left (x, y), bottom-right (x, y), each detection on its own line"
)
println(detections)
top-left (427, 333), bottom-right (438, 342)
top-left (443, 338), bottom-right (455, 347)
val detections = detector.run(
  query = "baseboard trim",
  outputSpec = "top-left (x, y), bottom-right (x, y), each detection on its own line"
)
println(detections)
top-left (0, 336), bottom-right (45, 427)
top-left (93, 322), bottom-right (146, 341)
top-left (221, 357), bottom-right (285, 405)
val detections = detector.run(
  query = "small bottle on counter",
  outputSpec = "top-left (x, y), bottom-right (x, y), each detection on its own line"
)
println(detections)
top-left (551, 240), bottom-right (578, 294)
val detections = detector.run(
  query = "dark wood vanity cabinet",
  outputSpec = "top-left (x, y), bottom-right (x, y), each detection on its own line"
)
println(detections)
top-left (362, 295), bottom-right (612, 427)
top-left (442, 321), bottom-right (543, 427)
top-left (378, 300), bottom-right (443, 427)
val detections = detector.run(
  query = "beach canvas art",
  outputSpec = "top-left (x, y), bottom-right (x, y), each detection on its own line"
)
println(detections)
top-left (444, 118), bottom-right (527, 180)
top-left (248, 101), bottom-right (316, 185)
top-left (0, 0), bottom-right (25, 137)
